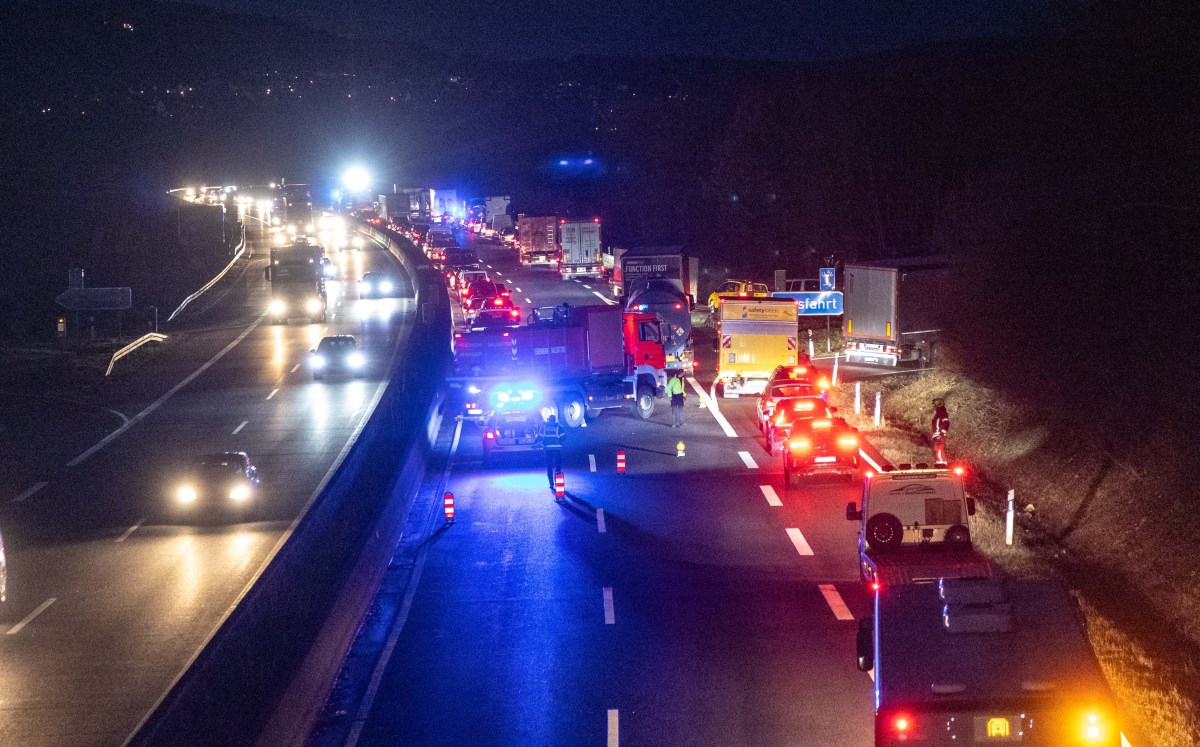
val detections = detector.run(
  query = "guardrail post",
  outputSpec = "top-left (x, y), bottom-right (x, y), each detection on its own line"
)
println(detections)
top-left (807, 328), bottom-right (815, 358)
top-left (1005, 489), bottom-right (1015, 545)
top-left (873, 391), bottom-right (881, 427)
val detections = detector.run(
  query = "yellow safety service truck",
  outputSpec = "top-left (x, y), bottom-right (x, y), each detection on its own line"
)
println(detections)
top-left (715, 297), bottom-right (800, 397)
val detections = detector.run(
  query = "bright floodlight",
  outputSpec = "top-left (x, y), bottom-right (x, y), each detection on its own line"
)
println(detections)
top-left (342, 167), bottom-right (370, 194)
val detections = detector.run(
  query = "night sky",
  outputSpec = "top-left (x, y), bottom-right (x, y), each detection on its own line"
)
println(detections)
top-left (168, 0), bottom-right (1081, 60)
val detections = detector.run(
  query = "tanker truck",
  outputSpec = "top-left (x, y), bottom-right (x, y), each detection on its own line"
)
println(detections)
top-left (617, 247), bottom-right (698, 374)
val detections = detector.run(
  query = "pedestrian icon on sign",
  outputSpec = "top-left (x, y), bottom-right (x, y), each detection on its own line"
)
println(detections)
top-left (819, 268), bottom-right (836, 291)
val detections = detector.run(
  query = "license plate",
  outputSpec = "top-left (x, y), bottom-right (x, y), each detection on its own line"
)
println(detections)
top-left (814, 456), bottom-right (837, 463)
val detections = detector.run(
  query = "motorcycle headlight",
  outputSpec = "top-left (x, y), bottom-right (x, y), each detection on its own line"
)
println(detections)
top-left (177, 485), bottom-right (197, 504)
top-left (348, 352), bottom-right (365, 368)
top-left (268, 299), bottom-right (285, 316)
top-left (229, 485), bottom-right (250, 502)
top-left (306, 298), bottom-right (322, 314)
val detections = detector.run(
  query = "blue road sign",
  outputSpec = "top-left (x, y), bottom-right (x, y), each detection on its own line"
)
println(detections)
top-left (819, 267), bottom-right (836, 291)
top-left (770, 291), bottom-right (843, 316)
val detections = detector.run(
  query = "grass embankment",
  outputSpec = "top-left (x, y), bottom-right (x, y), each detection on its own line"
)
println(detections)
top-left (831, 362), bottom-right (1200, 745)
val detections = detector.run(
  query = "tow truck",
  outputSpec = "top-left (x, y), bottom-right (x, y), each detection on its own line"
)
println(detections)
top-left (856, 576), bottom-right (1121, 746)
top-left (845, 464), bottom-right (994, 590)
top-left (450, 304), bottom-right (669, 427)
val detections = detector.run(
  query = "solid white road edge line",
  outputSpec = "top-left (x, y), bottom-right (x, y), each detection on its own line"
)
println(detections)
top-left (266, 388), bottom-right (280, 400)
top-left (67, 317), bottom-right (263, 467)
top-left (607, 709), bottom-right (619, 747)
top-left (738, 451), bottom-right (759, 469)
top-left (116, 518), bottom-right (145, 543)
top-left (760, 485), bottom-right (782, 506)
top-left (818, 584), bottom-right (854, 620)
top-left (858, 448), bottom-right (884, 472)
top-left (233, 420), bottom-right (248, 435)
top-left (597, 508), bottom-right (607, 533)
top-left (589, 454), bottom-right (597, 472)
top-left (603, 586), bottom-right (615, 624)
top-left (13, 481), bottom-right (48, 503)
top-left (592, 291), bottom-right (618, 306)
top-left (786, 527), bottom-right (815, 556)
top-left (686, 377), bottom-right (737, 437)
top-left (346, 419), bottom-right (464, 747)
top-left (7, 598), bottom-right (56, 635)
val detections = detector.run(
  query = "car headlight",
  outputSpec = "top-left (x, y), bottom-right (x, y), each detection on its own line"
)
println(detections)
top-left (177, 485), bottom-right (197, 503)
top-left (273, 233), bottom-right (286, 245)
top-left (269, 299), bottom-right (285, 315)
top-left (379, 280), bottom-right (394, 294)
top-left (352, 236), bottom-right (364, 248)
top-left (271, 216), bottom-right (281, 226)
top-left (348, 352), bottom-right (365, 368)
top-left (229, 485), bottom-right (250, 502)
top-left (305, 223), bottom-right (315, 233)
top-left (467, 385), bottom-right (482, 394)
top-left (306, 298), bottom-right (322, 314)
top-left (359, 282), bottom-right (372, 293)
top-left (312, 355), bottom-right (326, 368)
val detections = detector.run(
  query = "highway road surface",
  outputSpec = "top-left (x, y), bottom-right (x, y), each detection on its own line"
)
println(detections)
top-left (312, 231), bottom-right (877, 746)
top-left (0, 212), bottom-right (414, 746)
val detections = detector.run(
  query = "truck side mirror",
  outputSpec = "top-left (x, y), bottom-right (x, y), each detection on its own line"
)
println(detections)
top-left (846, 502), bottom-right (861, 521)
top-left (856, 617), bottom-right (874, 672)
top-left (967, 496), bottom-right (977, 516)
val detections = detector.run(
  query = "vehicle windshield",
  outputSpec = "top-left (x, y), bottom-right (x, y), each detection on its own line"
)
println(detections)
top-left (195, 459), bottom-right (242, 477)
top-left (318, 338), bottom-right (354, 353)
top-left (769, 384), bottom-right (814, 400)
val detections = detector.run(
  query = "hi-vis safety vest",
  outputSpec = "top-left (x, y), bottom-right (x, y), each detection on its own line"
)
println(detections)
top-left (542, 423), bottom-right (566, 449)
top-left (666, 377), bottom-right (685, 397)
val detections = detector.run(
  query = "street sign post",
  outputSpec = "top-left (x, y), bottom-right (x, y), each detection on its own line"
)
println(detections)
top-left (54, 287), bottom-right (132, 311)
top-left (771, 291), bottom-right (844, 316)
top-left (819, 267), bottom-right (837, 291)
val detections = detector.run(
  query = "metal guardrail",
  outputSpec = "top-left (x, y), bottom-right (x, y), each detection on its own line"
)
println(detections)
top-left (166, 228), bottom-right (247, 323)
top-left (105, 333), bottom-right (168, 376)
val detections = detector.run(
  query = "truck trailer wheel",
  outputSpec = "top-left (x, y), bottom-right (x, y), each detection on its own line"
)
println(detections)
top-left (865, 513), bottom-right (903, 551)
top-left (585, 407), bottom-right (604, 421)
top-left (632, 386), bottom-right (655, 419)
top-left (559, 395), bottom-right (586, 428)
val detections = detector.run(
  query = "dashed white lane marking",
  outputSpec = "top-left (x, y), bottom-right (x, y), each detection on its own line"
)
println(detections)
top-left (603, 587), bottom-right (615, 624)
top-left (589, 454), bottom-right (597, 472)
top-left (116, 518), bottom-right (145, 543)
top-left (738, 451), bottom-right (759, 469)
top-left (868, 669), bottom-right (875, 682)
top-left (494, 271), bottom-right (503, 277)
top-left (607, 709), bottom-right (619, 747)
top-left (525, 297), bottom-right (533, 304)
top-left (597, 508), bottom-right (607, 533)
top-left (786, 527), bottom-right (815, 556)
top-left (583, 283), bottom-right (592, 289)
top-left (515, 287), bottom-right (522, 292)
top-left (290, 363), bottom-right (301, 373)
top-left (13, 481), bottom-right (48, 503)
top-left (7, 598), bottom-right (56, 635)
top-left (485, 264), bottom-right (492, 269)
top-left (68, 317), bottom-right (263, 466)
top-left (819, 584), bottom-right (854, 620)
top-left (760, 485), bottom-right (782, 506)
top-left (687, 377), bottom-right (737, 437)
top-left (233, 420), bottom-right (249, 435)
top-left (592, 291), bottom-right (618, 306)
top-left (266, 388), bottom-right (279, 400)
top-left (858, 448), bottom-right (884, 472)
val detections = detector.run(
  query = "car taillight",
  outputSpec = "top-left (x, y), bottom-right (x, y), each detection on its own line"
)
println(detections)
top-left (892, 714), bottom-right (912, 736)
top-left (493, 298), bottom-right (504, 306)
top-left (485, 431), bottom-right (496, 440)
top-left (510, 309), bottom-right (520, 318)
top-left (837, 435), bottom-right (858, 449)
top-left (952, 465), bottom-right (966, 476)
top-left (789, 439), bottom-right (811, 451)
